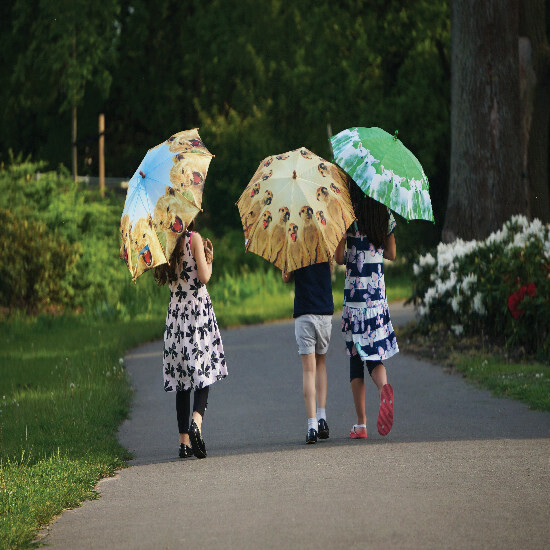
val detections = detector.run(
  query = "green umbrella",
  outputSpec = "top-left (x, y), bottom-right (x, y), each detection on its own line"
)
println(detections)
top-left (330, 126), bottom-right (434, 222)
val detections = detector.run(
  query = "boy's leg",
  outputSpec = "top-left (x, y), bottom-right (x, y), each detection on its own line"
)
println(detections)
top-left (315, 353), bottom-right (330, 439)
top-left (301, 352), bottom-right (317, 420)
top-left (314, 353), bottom-right (327, 410)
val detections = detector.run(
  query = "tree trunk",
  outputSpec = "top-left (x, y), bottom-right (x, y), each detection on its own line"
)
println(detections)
top-left (443, 0), bottom-right (527, 243)
top-left (519, 0), bottom-right (550, 223)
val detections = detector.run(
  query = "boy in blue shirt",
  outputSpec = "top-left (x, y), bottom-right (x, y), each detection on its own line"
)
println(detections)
top-left (283, 262), bottom-right (333, 443)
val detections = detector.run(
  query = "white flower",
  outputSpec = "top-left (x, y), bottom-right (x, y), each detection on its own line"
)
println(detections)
top-left (419, 252), bottom-right (436, 268)
top-left (119, 358), bottom-right (124, 365)
top-left (451, 295), bottom-right (461, 313)
top-left (472, 292), bottom-right (486, 315)
top-left (451, 324), bottom-right (463, 336)
top-left (418, 304), bottom-right (429, 317)
top-left (435, 271), bottom-right (457, 295)
top-left (413, 263), bottom-right (421, 276)
top-left (423, 286), bottom-right (438, 306)
top-left (462, 273), bottom-right (477, 294)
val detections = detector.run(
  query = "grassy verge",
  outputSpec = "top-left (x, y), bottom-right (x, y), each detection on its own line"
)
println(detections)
top-left (0, 316), bottom-right (164, 550)
top-left (453, 355), bottom-right (550, 412)
top-left (400, 324), bottom-right (550, 413)
top-left (0, 270), bottom-right (411, 549)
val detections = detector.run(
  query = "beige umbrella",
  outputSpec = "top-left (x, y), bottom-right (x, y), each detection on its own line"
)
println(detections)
top-left (237, 147), bottom-right (356, 272)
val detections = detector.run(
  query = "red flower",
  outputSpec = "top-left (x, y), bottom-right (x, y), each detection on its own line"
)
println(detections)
top-left (525, 282), bottom-right (537, 297)
top-left (508, 291), bottom-right (524, 320)
top-left (507, 282), bottom-right (537, 320)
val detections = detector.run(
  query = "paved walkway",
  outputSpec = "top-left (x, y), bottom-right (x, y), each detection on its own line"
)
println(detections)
top-left (41, 303), bottom-right (550, 549)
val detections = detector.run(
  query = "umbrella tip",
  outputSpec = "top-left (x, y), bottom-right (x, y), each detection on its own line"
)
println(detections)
top-left (292, 170), bottom-right (297, 179)
top-left (139, 170), bottom-right (146, 178)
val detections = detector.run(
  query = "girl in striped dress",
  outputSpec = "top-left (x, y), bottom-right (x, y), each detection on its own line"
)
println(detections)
top-left (335, 186), bottom-right (397, 439)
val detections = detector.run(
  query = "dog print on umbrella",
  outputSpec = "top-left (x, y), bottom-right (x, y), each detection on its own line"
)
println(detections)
top-left (237, 147), bottom-right (356, 272)
top-left (120, 129), bottom-right (209, 281)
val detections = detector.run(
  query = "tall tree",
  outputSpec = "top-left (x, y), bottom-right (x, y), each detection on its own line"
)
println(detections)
top-left (519, 0), bottom-right (550, 223)
top-left (443, 0), bottom-right (527, 243)
top-left (10, 0), bottom-right (120, 179)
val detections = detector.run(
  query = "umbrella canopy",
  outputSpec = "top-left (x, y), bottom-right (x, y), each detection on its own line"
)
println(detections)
top-left (120, 129), bottom-right (213, 281)
top-left (331, 127), bottom-right (434, 221)
top-left (237, 147), bottom-right (356, 272)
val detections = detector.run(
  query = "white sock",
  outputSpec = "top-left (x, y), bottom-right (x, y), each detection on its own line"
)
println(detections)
top-left (354, 424), bottom-right (366, 428)
top-left (308, 417), bottom-right (317, 431)
top-left (316, 408), bottom-right (326, 422)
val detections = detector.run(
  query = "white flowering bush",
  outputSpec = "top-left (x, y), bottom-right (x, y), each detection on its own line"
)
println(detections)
top-left (412, 215), bottom-right (550, 357)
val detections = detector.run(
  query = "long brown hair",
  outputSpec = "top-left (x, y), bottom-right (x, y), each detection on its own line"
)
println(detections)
top-left (349, 183), bottom-right (388, 248)
top-left (154, 220), bottom-right (195, 286)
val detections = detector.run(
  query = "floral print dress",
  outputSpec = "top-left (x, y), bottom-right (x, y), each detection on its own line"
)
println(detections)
top-left (342, 212), bottom-right (399, 362)
top-left (163, 231), bottom-right (228, 392)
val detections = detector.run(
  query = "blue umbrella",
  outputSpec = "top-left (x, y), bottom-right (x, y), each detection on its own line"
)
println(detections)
top-left (120, 129), bottom-right (213, 281)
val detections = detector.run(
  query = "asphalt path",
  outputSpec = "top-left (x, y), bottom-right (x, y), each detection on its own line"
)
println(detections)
top-left (41, 303), bottom-right (550, 549)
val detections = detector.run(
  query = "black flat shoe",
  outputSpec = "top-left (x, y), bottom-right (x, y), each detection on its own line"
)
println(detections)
top-left (306, 428), bottom-right (318, 444)
top-left (318, 418), bottom-right (330, 440)
top-left (189, 420), bottom-right (207, 458)
top-left (179, 444), bottom-right (193, 458)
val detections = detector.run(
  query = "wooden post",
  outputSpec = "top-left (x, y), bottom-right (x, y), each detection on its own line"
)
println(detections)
top-left (99, 113), bottom-right (105, 198)
top-left (72, 104), bottom-right (77, 182)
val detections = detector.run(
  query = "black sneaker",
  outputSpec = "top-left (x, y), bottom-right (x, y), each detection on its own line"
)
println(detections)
top-left (306, 428), bottom-right (318, 444)
top-left (318, 418), bottom-right (330, 439)
top-left (189, 420), bottom-right (207, 458)
top-left (179, 444), bottom-right (193, 458)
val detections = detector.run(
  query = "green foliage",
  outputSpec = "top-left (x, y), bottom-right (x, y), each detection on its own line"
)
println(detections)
top-left (0, 209), bottom-right (81, 311)
top-left (412, 215), bottom-right (550, 358)
top-left (10, 0), bottom-right (120, 112)
top-left (1, 0), bottom-right (450, 251)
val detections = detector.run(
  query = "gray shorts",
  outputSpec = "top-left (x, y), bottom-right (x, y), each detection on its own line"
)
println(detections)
top-left (294, 314), bottom-right (332, 355)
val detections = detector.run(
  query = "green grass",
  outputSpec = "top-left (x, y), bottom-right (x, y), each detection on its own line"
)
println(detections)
top-left (0, 268), bottom-right (411, 549)
top-left (453, 354), bottom-right (550, 412)
top-left (0, 315), bottom-right (164, 550)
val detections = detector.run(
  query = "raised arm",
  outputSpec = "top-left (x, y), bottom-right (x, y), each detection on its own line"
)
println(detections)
top-left (383, 233), bottom-right (396, 261)
top-left (334, 235), bottom-right (346, 265)
top-left (191, 232), bottom-right (213, 284)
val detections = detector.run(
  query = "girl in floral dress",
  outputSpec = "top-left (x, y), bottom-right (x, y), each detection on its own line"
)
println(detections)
top-left (335, 186), bottom-right (398, 439)
top-left (155, 222), bottom-right (227, 459)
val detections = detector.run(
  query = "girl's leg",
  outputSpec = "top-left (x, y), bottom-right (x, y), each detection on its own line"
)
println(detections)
top-left (370, 363), bottom-right (388, 397)
top-left (191, 385), bottom-right (209, 431)
top-left (350, 354), bottom-right (366, 425)
top-left (351, 378), bottom-right (366, 425)
top-left (176, 389), bottom-right (191, 446)
top-left (314, 353), bottom-right (327, 410)
top-left (301, 352), bottom-right (317, 419)
top-left (369, 362), bottom-right (393, 436)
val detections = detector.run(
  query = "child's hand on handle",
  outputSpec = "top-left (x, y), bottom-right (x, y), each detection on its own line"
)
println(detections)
top-left (203, 238), bottom-right (213, 264)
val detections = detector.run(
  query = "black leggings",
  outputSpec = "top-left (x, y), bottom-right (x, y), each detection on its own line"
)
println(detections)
top-left (176, 386), bottom-right (209, 434)
top-left (350, 354), bottom-right (383, 382)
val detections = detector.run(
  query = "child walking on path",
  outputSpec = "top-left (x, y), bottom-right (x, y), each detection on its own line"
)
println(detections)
top-left (155, 222), bottom-right (227, 459)
top-left (335, 186), bottom-right (398, 439)
top-left (282, 263), bottom-right (333, 444)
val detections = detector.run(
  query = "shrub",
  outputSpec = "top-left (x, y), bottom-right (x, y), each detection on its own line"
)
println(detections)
top-left (411, 215), bottom-right (550, 358)
top-left (0, 209), bottom-right (81, 311)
